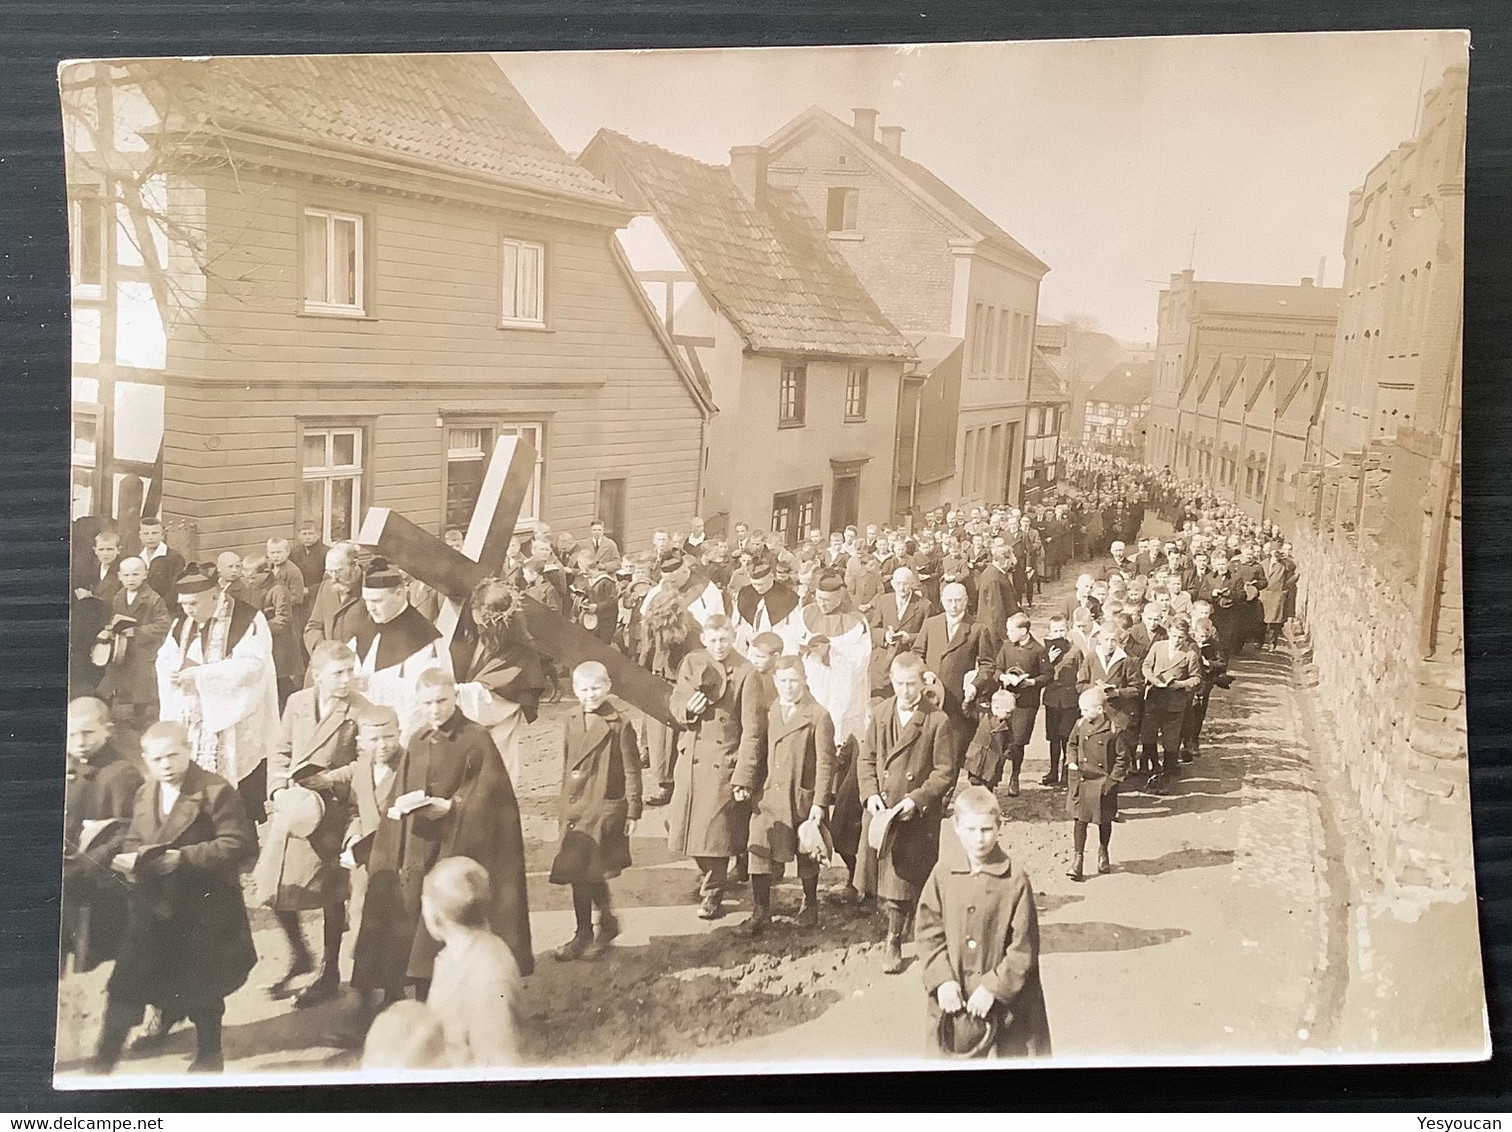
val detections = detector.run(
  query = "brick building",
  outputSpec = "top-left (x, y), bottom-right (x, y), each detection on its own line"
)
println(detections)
top-left (1287, 66), bottom-right (1476, 1050)
top-left (578, 130), bottom-right (913, 544)
top-left (1143, 270), bottom-right (1340, 522)
top-left (63, 54), bottom-right (714, 562)
top-left (760, 107), bottom-right (1051, 514)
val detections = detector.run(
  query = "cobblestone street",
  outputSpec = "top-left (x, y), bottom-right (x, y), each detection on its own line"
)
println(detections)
top-left (56, 543), bottom-right (1356, 1079)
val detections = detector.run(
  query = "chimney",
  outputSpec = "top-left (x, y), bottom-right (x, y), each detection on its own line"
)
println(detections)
top-left (728, 145), bottom-right (769, 209)
top-left (878, 125), bottom-right (904, 155)
top-left (852, 108), bottom-right (879, 141)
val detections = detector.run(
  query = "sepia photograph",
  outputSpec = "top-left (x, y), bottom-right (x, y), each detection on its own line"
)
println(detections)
top-left (54, 30), bottom-right (1483, 1087)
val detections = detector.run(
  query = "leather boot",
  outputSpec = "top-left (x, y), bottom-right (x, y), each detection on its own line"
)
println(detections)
top-left (881, 933), bottom-right (906, 975)
top-left (1097, 847), bottom-right (1112, 875)
top-left (293, 965), bottom-right (340, 1009)
top-left (1066, 853), bottom-right (1084, 881)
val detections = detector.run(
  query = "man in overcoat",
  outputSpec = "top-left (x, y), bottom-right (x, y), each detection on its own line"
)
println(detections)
top-left (253, 640), bottom-right (368, 1007)
top-left (916, 582), bottom-right (997, 790)
top-left (868, 567), bottom-right (931, 697)
top-left (858, 651), bottom-right (956, 975)
top-left (667, 614), bottom-right (765, 920)
top-left (91, 722), bottom-right (257, 1075)
top-left (732, 656), bottom-right (836, 933)
top-left (974, 548), bottom-right (1020, 641)
top-left (353, 669), bottom-right (533, 1001)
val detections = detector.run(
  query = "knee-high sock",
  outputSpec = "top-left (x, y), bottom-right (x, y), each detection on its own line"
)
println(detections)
top-left (1099, 820), bottom-right (1113, 849)
top-left (751, 875), bottom-right (772, 911)
top-left (189, 1002), bottom-right (224, 1061)
top-left (571, 885), bottom-right (594, 937)
top-left (275, 910), bottom-right (311, 965)
top-left (1073, 819), bottom-right (1088, 854)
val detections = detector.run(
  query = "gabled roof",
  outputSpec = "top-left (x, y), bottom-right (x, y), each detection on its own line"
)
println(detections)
top-left (1274, 357), bottom-right (1317, 416)
top-left (1218, 355), bottom-right (1249, 407)
top-left (1087, 360), bottom-right (1153, 405)
top-left (125, 53), bottom-right (622, 207)
top-left (910, 333), bottom-right (964, 376)
top-left (584, 129), bottom-right (913, 360)
top-left (1243, 356), bottom-right (1278, 412)
top-left (1029, 347), bottom-right (1069, 403)
top-left (762, 107), bottom-right (1049, 273)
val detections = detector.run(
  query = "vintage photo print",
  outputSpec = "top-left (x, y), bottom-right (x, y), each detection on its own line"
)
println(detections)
top-left (55, 30), bottom-right (1483, 1087)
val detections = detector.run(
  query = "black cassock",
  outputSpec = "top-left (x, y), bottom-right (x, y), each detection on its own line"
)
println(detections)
top-left (352, 708), bottom-right (533, 991)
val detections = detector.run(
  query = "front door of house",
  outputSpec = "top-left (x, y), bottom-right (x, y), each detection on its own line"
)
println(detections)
top-left (831, 474), bottom-right (859, 534)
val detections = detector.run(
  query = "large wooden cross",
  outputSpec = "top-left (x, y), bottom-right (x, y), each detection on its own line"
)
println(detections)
top-left (356, 435), bottom-right (675, 725)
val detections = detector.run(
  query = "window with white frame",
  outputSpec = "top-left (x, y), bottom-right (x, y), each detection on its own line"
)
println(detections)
top-left (301, 426), bottom-right (364, 542)
top-left (501, 237), bottom-right (546, 326)
top-left (844, 366), bottom-right (869, 421)
top-left (444, 420), bottom-right (545, 531)
top-left (304, 208), bottom-right (365, 315)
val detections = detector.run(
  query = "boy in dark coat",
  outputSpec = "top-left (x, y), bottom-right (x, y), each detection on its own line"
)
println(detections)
top-left (858, 651), bottom-right (956, 974)
top-left (1065, 687), bottom-right (1132, 881)
top-left (733, 656), bottom-right (836, 933)
top-left (94, 557), bottom-right (171, 730)
top-left (90, 721), bottom-right (258, 1074)
top-left (970, 613), bottom-right (1050, 796)
top-left (1039, 615), bottom-right (1083, 787)
top-left (915, 785), bottom-right (1052, 1059)
top-left (62, 697), bottom-right (143, 976)
top-left (551, 661), bottom-right (643, 961)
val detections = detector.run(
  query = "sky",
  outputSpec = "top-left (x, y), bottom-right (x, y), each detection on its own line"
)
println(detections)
top-left (498, 30), bottom-right (1467, 343)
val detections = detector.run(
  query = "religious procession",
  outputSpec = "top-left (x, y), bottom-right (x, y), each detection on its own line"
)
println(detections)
top-left (61, 443), bottom-right (1301, 1073)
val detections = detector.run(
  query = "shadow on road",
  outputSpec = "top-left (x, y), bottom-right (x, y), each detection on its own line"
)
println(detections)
top-left (1115, 847), bottom-right (1236, 876)
top-left (1043, 921), bottom-right (1189, 953)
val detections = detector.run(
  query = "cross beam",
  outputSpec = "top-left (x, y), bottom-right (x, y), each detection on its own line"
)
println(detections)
top-left (355, 436), bottom-right (674, 726)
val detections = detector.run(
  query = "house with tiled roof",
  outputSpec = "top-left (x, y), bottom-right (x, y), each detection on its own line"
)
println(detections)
top-left (1083, 361), bottom-right (1154, 456)
top-left (761, 106), bottom-right (1051, 514)
top-left (1145, 268), bottom-right (1338, 520)
top-left (62, 53), bottom-right (714, 559)
top-left (579, 129), bottom-right (914, 542)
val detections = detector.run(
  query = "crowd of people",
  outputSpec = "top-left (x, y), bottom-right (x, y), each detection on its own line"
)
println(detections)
top-left (61, 445), bottom-right (1301, 1070)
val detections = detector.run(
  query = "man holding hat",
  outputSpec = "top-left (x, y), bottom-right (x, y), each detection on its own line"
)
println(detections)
top-left (667, 614), bottom-right (766, 921)
top-left (732, 558), bottom-right (802, 658)
top-left (155, 561), bottom-right (280, 820)
top-left (347, 557), bottom-right (444, 736)
top-left (254, 640), bottom-right (371, 1008)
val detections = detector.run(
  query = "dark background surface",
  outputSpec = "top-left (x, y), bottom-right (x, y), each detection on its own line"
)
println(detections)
top-left (2, 0), bottom-right (1508, 1111)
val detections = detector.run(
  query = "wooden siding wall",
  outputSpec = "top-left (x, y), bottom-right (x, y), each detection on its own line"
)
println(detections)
top-left (160, 166), bottom-right (704, 552)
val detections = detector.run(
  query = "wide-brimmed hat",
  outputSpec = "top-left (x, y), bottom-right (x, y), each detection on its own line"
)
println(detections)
top-left (867, 800), bottom-right (908, 853)
top-left (272, 783), bottom-right (325, 839)
top-left (797, 815), bottom-right (834, 864)
top-left (936, 1009), bottom-right (999, 1058)
top-left (677, 652), bottom-right (727, 707)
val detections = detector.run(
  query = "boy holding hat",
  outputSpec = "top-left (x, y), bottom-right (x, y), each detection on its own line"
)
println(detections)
top-left (550, 661), bottom-right (643, 961)
top-left (254, 640), bottom-right (369, 1007)
top-left (733, 655), bottom-right (835, 933)
top-left (915, 785), bottom-right (1052, 1058)
top-left (857, 651), bottom-right (956, 974)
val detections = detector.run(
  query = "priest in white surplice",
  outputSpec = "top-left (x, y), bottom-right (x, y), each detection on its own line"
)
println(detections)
top-left (156, 561), bottom-right (281, 816)
top-left (346, 557), bottom-right (444, 737)
top-left (731, 559), bottom-right (804, 658)
top-left (796, 570), bottom-right (872, 747)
